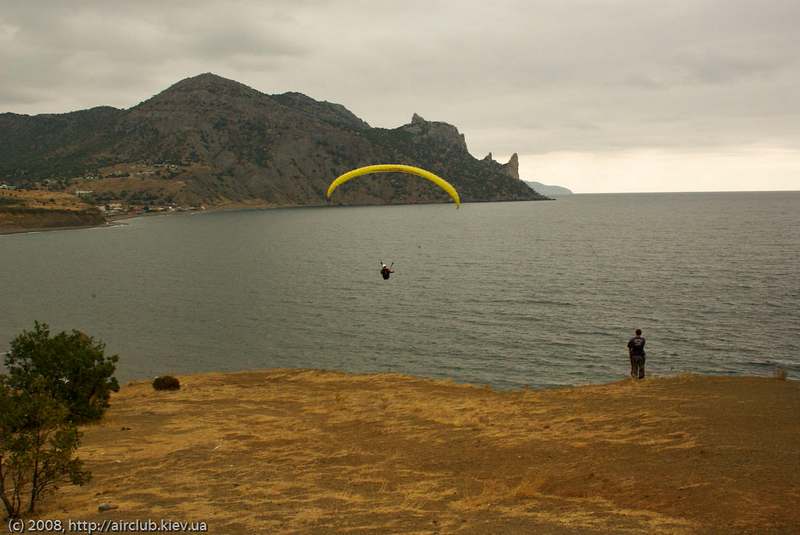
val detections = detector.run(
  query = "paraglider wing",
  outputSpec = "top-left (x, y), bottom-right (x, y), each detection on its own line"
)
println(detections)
top-left (325, 164), bottom-right (461, 207)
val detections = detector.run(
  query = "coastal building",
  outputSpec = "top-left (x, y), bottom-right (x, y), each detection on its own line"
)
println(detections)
top-left (104, 202), bottom-right (125, 214)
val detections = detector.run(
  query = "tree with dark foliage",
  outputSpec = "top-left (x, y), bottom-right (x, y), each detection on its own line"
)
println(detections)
top-left (5, 322), bottom-right (119, 423)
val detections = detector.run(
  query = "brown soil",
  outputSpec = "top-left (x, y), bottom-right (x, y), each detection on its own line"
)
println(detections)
top-left (47, 371), bottom-right (799, 534)
top-left (0, 189), bottom-right (105, 232)
top-left (0, 189), bottom-right (93, 210)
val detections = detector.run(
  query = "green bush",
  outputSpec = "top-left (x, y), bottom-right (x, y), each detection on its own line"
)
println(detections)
top-left (152, 376), bottom-right (180, 391)
top-left (0, 377), bottom-right (90, 519)
top-left (4, 322), bottom-right (119, 423)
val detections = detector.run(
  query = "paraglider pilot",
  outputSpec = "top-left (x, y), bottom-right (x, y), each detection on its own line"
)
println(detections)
top-left (380, 262), bottom-right (394, 280)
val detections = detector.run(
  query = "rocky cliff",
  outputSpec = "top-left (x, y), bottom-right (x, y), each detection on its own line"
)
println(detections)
top-left (524, 181), bottom-right (573, 196)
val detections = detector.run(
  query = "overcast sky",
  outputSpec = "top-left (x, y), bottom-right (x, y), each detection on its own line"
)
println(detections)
top-left (2, 0), bottom-right (799, 192)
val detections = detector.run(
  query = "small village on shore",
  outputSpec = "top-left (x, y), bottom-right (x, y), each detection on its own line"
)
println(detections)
top-left (1, 161), bottom-right (210, 231)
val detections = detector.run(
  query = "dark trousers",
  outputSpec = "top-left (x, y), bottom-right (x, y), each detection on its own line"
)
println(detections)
top-left (630, 355), bottom-right (645, 379)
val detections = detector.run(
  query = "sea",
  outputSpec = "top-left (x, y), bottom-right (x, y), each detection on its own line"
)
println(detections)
top-left (1, 192), bottom-right (798, 389)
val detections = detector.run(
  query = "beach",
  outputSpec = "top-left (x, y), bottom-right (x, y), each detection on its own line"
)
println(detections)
top-left (45, 371), bottom-right (799, 533)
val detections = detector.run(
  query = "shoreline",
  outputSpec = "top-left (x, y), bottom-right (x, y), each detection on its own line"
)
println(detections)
top-left (3, 188), bottom-right (795, 237)
top-left (0, 220), bottom-right (126, 236)
top-left (47, 369), bottom-right (799, 533)
top-left (0, 204), bottom-right (245, 236)
top-left (0, 196), bottom-right (547, 236)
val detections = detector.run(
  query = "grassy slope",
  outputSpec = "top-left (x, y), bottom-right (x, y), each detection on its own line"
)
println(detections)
top-left (0, 190), bottom-right (105, 232)
top-left (49, 371), bottom-right (799, 533)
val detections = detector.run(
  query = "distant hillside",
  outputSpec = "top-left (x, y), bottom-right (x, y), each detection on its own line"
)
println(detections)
top-left (524, 181), bottom-right (573, 196)
top-left (0, 189), bottom-right (104, 233)
top-left (0, 74), bottom-right (548, 207)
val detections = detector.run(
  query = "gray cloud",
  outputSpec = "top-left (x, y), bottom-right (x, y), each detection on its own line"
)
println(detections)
top-left (2, 0), bottom-right (800, 160)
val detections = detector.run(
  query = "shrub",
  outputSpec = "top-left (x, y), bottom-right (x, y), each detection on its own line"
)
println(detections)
top-left (152, 376), bottom-right (180, 391)
top-left (4, 322), bottom-right (119, 423)
top-left (0, 377), bottom-right (90, 519)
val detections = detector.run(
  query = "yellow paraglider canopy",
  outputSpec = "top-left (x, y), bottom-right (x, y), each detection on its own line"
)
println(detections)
top-left (325, 164), bottom-right (461, 207)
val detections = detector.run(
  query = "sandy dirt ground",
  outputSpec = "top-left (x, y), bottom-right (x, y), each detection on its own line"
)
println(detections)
top-left (43, 371), bottom-right (799, 534)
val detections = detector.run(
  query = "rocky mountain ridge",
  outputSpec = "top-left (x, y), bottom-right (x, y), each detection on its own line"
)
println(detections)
top-left (0, 73), bottom-right (548, 206)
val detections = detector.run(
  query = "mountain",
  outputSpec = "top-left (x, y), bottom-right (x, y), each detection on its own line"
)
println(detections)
top-left (0, 73), bottom-right (548, 207)
top-left (524, 181), bottom-right (573, 196)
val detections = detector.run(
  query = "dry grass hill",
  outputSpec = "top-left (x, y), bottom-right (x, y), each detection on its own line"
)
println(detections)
top-left (47, 371), bottom-right (800, 534)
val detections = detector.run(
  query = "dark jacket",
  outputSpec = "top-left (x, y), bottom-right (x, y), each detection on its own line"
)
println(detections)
top-left (628, 336), bottom-right (646, 357)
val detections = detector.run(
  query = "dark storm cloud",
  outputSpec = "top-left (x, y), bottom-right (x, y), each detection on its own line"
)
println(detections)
top-left (2, 0), bottom-right (800, 157)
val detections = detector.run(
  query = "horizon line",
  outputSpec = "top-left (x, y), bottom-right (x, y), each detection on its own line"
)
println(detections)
top-left (567, 189), bottom-right (800, 195)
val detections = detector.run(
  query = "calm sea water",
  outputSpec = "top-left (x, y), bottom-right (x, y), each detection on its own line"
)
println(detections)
top-left (1, 192), bottom-right (798, 388)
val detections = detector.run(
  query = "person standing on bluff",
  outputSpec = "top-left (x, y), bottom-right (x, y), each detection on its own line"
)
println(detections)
top-left (627, 328), bottom-right (646, 379)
